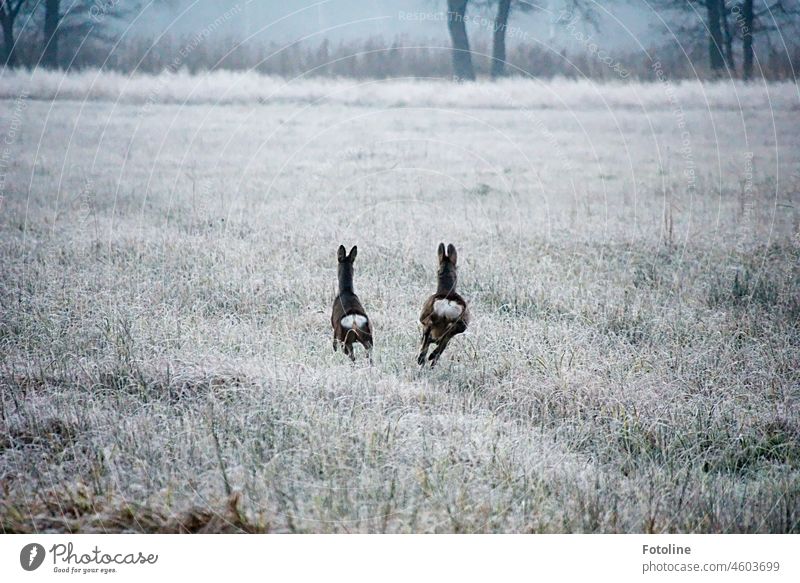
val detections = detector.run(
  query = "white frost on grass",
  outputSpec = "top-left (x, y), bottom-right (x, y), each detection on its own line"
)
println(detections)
top-left (0, 75), bottom-right (797, 533)
top-left (1, 68), bottom-right (798, 111)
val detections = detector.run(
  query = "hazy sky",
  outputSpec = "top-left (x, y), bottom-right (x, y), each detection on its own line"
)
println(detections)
top-left (134, 1), bottom-right (660, 51)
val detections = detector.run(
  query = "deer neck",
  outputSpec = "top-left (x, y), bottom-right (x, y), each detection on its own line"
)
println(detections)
top-left (338, 263), bottom-right (355, 294)
top-left (437, 269), bottom-right (457, 295)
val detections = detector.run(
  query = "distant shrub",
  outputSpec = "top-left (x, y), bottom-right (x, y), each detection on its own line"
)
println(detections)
top-left (7, 31), bottom-right (799, 81)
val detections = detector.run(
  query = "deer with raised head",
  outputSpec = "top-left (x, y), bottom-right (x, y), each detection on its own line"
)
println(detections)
top-left (417, 243), bottom-right (469, 367)
top-left (331, 245), bottom-right (373, 363)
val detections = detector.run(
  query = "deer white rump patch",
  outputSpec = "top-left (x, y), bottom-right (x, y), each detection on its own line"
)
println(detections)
top-left (433, 299), bottom-right (463, 320)
top-left (341, 314), bottom-right (368, 329)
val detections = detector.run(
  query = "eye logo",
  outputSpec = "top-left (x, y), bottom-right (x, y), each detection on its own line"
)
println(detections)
top-left (20, 543), bottom-right (46, 571)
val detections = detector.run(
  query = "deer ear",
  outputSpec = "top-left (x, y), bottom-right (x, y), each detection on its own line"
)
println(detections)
top-left (447, 244), bottom-right (457, 265)
top-left (337, 245), bottom-right (346, 262)
top-left (349, 245), bottom-right (357, 261)
top-left (437, 242), bottom-right (446, 263)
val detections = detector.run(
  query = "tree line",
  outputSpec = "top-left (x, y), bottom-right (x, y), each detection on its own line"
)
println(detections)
top-left (1, 0), bottom-right (798, 81)
top-left (1, 0), bottom-right (152, 69)
top-left (653, 0), bottom-right (800, 80)
top-left (447, 0), bottom-right (799, 81)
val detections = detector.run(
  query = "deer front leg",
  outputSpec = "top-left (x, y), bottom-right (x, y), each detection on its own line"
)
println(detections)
top-left (417, 329), bottom-right (432, 366)
top-left (428, 335), bottom-right (451, 368)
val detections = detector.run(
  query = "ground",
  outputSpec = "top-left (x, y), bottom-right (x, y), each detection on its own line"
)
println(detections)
top-left (0, 73), bottom-right (798, 532)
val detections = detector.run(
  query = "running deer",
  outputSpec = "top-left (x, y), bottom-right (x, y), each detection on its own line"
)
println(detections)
top-left (331, 245), bottom-right (373, 363)
top-left (417, 243), bottom-right (469, 367)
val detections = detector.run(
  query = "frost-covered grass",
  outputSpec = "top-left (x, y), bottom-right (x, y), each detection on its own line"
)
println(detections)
top-left (0, 73), bottom-right (798, 532)
top-left (2, 67), bottom-right (799, 110)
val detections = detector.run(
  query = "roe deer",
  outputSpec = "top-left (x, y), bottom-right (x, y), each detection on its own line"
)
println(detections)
top-left (331, 245), bottom-right (373, 363)
top-left (417, 243), bottom-right (469, 367)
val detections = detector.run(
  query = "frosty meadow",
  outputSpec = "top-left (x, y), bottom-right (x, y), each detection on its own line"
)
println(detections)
top-left (0, 71), bottom-right (798, 533)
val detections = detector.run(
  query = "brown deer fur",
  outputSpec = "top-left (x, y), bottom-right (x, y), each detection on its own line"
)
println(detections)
top-left (331, 245), bottom-right (373, 363)
top-left (417, 243), bottom-right (469, 367)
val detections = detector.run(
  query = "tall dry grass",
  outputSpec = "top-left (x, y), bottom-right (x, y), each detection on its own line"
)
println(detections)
top-left (0, 76), bottom-right (798, 532)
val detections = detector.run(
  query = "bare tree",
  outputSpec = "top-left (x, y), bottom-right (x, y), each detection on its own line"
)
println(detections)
top-left (41, 0), bottom-right (58, 67)
top-left (466, 1), bottom-right (548, 80)
top-left (657, 0), bottom-right (800, 77)
top-left (731, 0), bottom-right (800, 80)
top-left (0, 0), bottom-right (27, 67)
top-left (721, 0), bottom-right (736, 69)
top-left (491, 0), bottom-right (511, 78)
top-left (482, 0), bottom-right (537, 79)
top-left (447, 0), bottom-right (475, 80)
top-left (39, 0), bottom-right (172, 69)
top-left (707, 0), bottom-right (727, 73)
top-left (654, 0), bottom-right (729, 74)
top-left (741, 0), bottom-right (754, 78)
top-left (446, 0), bottom-right (603, 81)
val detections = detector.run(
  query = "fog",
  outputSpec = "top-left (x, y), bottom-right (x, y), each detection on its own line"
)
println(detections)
top-left (133, 0), bottom-right (657, 50)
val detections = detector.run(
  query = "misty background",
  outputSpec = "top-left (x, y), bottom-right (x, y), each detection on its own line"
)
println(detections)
top-left (0, 0), bottom-right (800, 80)
top-left (128, 1), bottom-right (652, 48)
top-left (1, 0), bottom-right (798, 80)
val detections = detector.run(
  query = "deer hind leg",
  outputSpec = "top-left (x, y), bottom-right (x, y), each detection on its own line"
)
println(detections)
top-left (417, 329), bottom-right (432, 366)
top-left (362, 339), bottom-right (374, 366)
top-left (428, 335), bottom-right (452, 368)
top-left (355, 335), bottom-right (373, 366)
top-left (446, 319), bottom-right (467, 336)
top-left (343, 342), bottom-right (356, 363)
